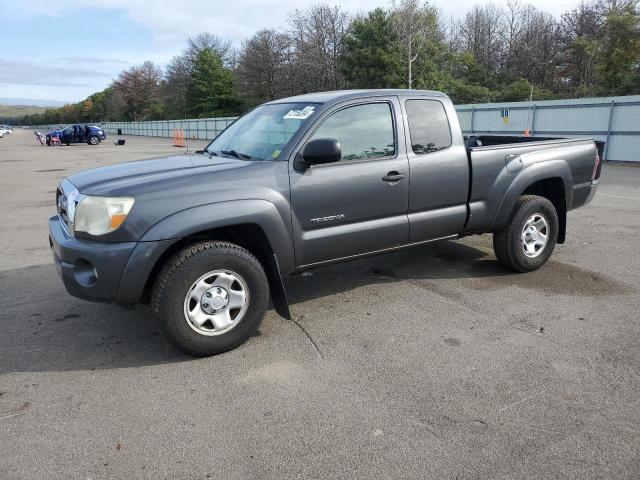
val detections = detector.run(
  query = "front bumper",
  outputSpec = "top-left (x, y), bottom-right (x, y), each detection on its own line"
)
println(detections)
top-left (49, 216), bottom-right (176, 305)
top-left (49, 215), bottom-right (137, 302)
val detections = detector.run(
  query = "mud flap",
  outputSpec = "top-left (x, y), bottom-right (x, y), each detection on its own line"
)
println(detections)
top-left (267, 253), bottom-right (291, 320)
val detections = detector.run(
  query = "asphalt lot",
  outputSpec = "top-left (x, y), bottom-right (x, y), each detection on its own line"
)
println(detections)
top-left (1, 128), bottom-right (639, 479)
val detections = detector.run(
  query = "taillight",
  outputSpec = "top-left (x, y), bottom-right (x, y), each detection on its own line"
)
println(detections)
top-left (592, 151), bottom-right (601, 180)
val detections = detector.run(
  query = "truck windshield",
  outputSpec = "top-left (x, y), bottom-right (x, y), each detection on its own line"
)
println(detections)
top-left (205, 103), bottom-right (319, 161)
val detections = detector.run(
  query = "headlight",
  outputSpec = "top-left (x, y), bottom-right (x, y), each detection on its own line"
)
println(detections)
top-left (74, 196), bottom-right (135, 236)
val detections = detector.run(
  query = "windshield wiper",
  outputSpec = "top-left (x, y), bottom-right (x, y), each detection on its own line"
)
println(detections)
top-left (221, 149), bottom-right (252, 160)
top-left (199, 149), bottom-right (222, 158)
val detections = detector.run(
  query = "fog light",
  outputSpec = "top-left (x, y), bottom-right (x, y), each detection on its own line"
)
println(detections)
top-left (73, 259), bottom-right (98, 287)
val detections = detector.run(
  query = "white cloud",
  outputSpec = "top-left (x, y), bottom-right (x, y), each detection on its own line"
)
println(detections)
top-left (0, 60), bottom-right (109, 86)
top-left (5, 0), bottom-right (585, 102)
top-left (38, 0), bottom-right (581, 48)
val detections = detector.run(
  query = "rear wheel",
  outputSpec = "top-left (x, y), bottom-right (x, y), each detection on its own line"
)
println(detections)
top-left (493, 195), bottom-right (559, 272)
top-left (151, 241), bottom-right (269, 356)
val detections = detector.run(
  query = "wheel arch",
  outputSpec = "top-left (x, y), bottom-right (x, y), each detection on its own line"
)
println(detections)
top-left (143, 223), bottom-right (278, 294)
top-left (490, 160), bottom-right (571, 244)
top-left (116, 200), bottom-right (294, 318)
top-left (521, 177), bottom-right (567, 243)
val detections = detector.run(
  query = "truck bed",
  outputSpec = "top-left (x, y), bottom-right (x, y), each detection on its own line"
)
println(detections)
top-left (462, 135), bottom-right (601, 234)
top-left (465, 134), bottom-right (605, 162)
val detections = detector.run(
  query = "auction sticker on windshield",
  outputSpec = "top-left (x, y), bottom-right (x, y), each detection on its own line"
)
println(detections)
top-left (283, 106), bottom-right (315, 120)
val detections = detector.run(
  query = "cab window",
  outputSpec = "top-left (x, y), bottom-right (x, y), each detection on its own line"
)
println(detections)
top-left (405, 100), bottom-right (451, 155)
top-left (309, 103), bottom-right (395, 162)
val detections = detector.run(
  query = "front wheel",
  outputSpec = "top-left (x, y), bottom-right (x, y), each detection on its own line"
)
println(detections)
top-left (493, 195), bottom-right (559, 272)
top-left (151, 241), bottom-right (269, 356)
top-left (88, 135), bottom-right (99, 145)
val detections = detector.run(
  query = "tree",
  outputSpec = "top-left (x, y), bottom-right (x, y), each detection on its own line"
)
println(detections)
top-left (187, 49), bottom-right (243, 117)
top-left (559, 1), bottom-right (602, 95)
top-left (512, 6), bottom-right (562, 89)
top-left (597, 0), bottom-right (640, 94)
top-left (236, 29), bottom-right (292, 104)
top-left (6, 0), bottom-right (640, 127)
top-left (163, 33), bottom-right (235, 118)
top-left (341, 8), bottom-right (404, 88)
top-left (288, 5), bottom-right (350, 93)
top-left (391, 0), bottom-right (442, 88)
top-left (185, 33), bottom-right (233, 68)
top-left (163, 55), bottom-right (191, 118)
top-left (113, 61), bottom-right (164, 121)
top-left (456, 3), bottom-right (504, 81)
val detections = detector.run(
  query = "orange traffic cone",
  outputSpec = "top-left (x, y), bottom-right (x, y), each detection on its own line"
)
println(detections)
top-left (524, 128), bottom-right (531, 137)
top-left (173, 128), bottom-right (186, 147)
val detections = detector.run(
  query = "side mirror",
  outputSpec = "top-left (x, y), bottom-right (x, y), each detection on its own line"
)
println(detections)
top-left (296, 138), bottom-right (341, 169)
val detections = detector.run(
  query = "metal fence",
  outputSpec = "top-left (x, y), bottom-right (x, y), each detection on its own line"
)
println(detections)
top-left (100, 117), bottom-right (237, 140)
top-left (35, 94), bottom-right (640, 162)
top-left (456, 95), bottom-right (640, 162)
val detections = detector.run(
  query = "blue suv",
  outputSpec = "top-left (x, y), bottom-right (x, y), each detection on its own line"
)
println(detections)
top-left (46, 124), bottom-right (107, 146)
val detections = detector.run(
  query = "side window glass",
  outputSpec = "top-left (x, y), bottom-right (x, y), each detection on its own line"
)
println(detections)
top-left (405, 100), bottom-right (452, 154)
top-left (310, 103), bottom-right (395, 161)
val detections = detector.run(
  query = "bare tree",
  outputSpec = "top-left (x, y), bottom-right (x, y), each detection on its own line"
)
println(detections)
top-left (457, 3), bottom-right (505, 74)
top-left (391, 0), bottom-right (441, 88)
top-left (185, 33), bottom-right (233, 68)
top-left (113, 61), bottom-right (163, 121)
top-left (512, 6), bottom-right (563, 88)
top-left (502, 0), bottom-right (525, 71)
top-left (559, 1), bottom-right (603, 92)
top-left (163, 55), bottom-right (191, 118)
top-left (288, 5), bottom-right (350, 93)
top-left (236, 29), bottom-right (292, 104)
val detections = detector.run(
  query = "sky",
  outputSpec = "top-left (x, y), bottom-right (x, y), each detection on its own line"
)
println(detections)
top-left (0, 0), bottom-right (578, 105)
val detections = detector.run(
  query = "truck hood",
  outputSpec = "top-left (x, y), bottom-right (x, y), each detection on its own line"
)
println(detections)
top-left (67, 154), bottom-right (244, 195)
top-left (61, 152), bottom-right (291, 243)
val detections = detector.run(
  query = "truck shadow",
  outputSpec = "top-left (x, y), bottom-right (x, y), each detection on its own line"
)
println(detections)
top-left (0, 240), bottom-right (627, 374)
top-left (285, 239), bottom-right (499, 304)
top-left (284, 239), bottom-right (630, 305)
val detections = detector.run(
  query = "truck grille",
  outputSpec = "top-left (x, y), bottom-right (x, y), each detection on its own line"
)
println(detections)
top-left (56, 180), bottom-right (80, 235)
top-left (56, 187), bottom-right (70, 229)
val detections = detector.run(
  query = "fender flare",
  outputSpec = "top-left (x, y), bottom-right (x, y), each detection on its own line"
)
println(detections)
top-left (490, 159), bottom-right (572, 232)
top-left (115, 199), bottom-right (295, 309)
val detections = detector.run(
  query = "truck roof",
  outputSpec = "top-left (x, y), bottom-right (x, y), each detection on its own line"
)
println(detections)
top-left (267, 89), bottom-right (448, 105)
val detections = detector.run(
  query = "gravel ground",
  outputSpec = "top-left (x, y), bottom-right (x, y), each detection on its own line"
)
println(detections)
top-left (1, 128), bottom-right (638, 479)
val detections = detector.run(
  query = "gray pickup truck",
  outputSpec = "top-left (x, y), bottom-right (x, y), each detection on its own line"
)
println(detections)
top-left (49, 89), bottom-right (601, 356)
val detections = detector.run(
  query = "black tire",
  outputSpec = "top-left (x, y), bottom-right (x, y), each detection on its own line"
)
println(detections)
top-left (46, 138), bottom-right (51, 146)
top-left (88, 135), bottom-right (99, 145)
top-left (493, 195), bottom-right (559, 272)
top-left (151, 241), bottom-right (269, 356)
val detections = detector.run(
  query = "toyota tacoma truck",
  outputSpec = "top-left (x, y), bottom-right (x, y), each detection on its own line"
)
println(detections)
top-left (49, 89), bottom-right (601, 356)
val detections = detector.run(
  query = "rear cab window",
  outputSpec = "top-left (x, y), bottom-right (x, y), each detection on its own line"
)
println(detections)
top-left (405, 99), bottom-right (451, 155)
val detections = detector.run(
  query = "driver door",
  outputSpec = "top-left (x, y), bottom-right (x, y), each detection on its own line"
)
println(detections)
top-left (289, 98), bottom-right (410, 267)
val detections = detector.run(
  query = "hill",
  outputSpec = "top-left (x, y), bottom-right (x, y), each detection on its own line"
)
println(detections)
top-left (0, 104), bottom-right (50, 119)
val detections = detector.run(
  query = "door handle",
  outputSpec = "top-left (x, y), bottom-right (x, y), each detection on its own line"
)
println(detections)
top-left (382, 171), bottom-right (406, 182)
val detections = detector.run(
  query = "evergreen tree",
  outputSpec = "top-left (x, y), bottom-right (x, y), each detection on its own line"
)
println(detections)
top-left (341, 8), bottom-right (404, 88)
top-left (188, 49), bottom-right (243, 117)
top-left (597, 1), bottom-right (640, 95)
